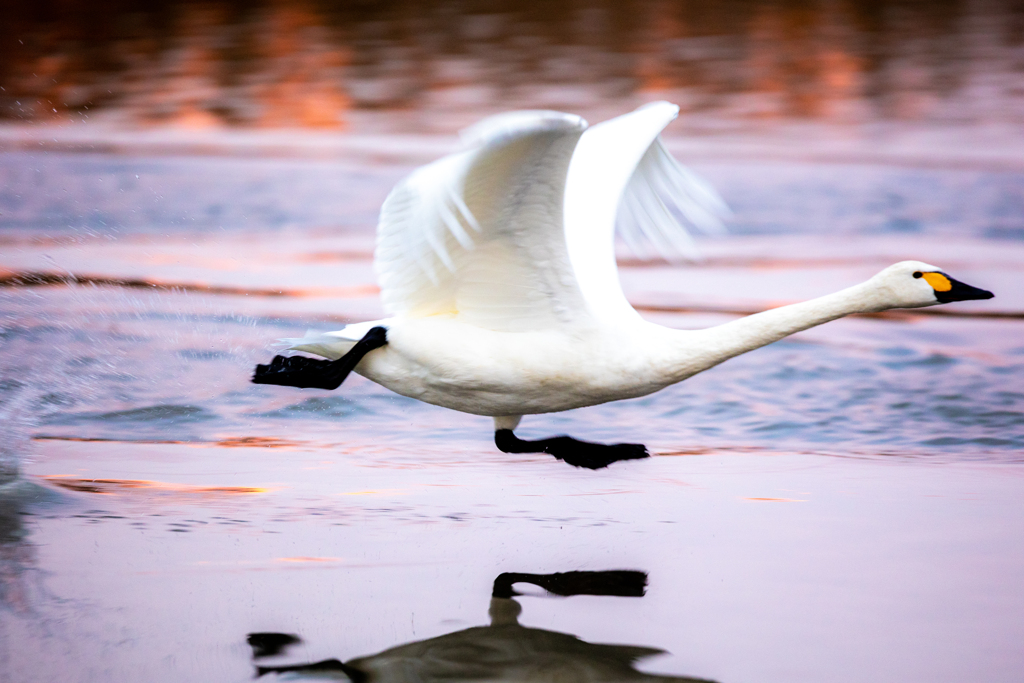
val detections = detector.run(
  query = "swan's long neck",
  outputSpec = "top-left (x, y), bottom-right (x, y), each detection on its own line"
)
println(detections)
top-left (665, 282), bottom-right (881, 383)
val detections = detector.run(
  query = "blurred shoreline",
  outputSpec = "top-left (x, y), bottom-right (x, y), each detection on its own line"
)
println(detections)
top-left (4, 0), bottom-right (1024, 169)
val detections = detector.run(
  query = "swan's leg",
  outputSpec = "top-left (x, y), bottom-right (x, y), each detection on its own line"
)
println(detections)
top-left (493, 423), bottom-right (649, 470)
top-left (252, 326), bottom-right (387, 390)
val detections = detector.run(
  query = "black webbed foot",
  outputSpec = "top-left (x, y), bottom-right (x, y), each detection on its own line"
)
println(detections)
top-left (252, 326), bottom-right (386, 390)
top-left (252, 354), bottom-right (341, 390)
top-left (495, 429), bottom-right (649, 470)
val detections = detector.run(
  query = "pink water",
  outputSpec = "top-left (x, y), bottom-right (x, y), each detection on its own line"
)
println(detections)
top-left (1, 143), bottom-right (1023, 682)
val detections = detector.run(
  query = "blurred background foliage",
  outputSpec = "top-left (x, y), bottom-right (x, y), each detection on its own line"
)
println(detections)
top-left (1, 0), bottom-right (1023, 133)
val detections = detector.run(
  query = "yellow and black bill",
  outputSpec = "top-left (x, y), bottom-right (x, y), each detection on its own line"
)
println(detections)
top-left (915, 271), bottom-right (994, 303)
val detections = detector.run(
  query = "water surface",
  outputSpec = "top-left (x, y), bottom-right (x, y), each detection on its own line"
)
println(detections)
top-left (2, 135), bottom-right (1024, 681)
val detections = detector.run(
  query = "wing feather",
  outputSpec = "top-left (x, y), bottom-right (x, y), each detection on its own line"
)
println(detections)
top-left (621, 134), bottom-right (728, 261)
top-left (374, 111), bottom-right (589, 331)
top-left (563, 101), bottom-right (729, 325)
top-left (376, 102), bottom-right (726, 333)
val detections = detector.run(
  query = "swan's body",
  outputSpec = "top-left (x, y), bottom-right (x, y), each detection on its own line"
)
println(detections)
top-left (256, 101), bottom-right (993, 467)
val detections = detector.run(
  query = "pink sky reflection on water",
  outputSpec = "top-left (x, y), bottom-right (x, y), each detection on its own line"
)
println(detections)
top-left (2, 438), bottom-right (1022, 683)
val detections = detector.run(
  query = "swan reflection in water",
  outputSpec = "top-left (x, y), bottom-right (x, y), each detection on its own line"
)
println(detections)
top-left (250, 570), bottom-right (717, 682)
top-left (0, 479), bottom-right (61, 613)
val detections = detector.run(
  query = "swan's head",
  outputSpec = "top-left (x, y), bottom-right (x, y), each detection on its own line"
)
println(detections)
top-left (868, 261), bottom-right (994, 310)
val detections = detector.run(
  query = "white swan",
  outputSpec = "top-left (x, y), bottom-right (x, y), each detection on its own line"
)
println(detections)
top-left (253, 101), bottom-right (994, 469)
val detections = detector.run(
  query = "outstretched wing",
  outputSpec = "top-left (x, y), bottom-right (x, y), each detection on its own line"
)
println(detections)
top-left (374, 111), bottom-right (589, 332)
top-left (563, 101), bottom-right (728, 326)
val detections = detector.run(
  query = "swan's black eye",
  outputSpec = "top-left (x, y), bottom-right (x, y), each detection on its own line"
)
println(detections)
top-left (913, 271), bottom-right (923, 278)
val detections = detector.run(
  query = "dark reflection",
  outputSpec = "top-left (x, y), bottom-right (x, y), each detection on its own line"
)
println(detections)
top-left (491, 569), bottom-right (648, 598)
top-left (0, 479), bottom-right (62, 612)
top-left (248, 632), bottom-right (303, 659)
top-left (249, 570), bottom-right (717, 682)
